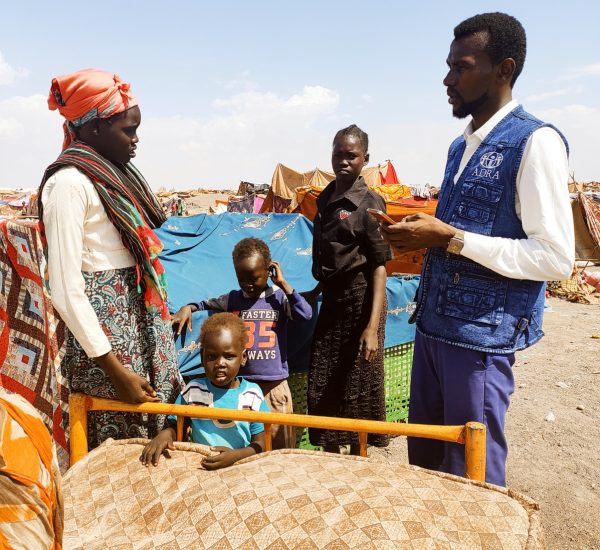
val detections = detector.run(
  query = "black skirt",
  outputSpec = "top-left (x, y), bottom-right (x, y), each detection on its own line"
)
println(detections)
top-left (307, 271), bottom-right (388, 447)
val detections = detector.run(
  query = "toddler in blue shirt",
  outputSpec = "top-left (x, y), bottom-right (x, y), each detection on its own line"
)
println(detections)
top-left (140, 312), bottom-right (269, 470)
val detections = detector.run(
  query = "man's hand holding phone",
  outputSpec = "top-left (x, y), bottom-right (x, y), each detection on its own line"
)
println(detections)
top-left (367, 208), bottom-right (396, 225)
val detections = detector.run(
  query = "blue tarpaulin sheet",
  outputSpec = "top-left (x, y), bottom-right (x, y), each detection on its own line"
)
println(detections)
top-left (157, 213), bottom-right (418, 377)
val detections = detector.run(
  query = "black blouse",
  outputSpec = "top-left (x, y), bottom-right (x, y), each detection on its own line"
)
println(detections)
top-left (312, 177), bottom-right (392, 282)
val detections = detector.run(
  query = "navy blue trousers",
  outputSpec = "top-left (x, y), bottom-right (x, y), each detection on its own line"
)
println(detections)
top-left (407, 331), bottom-right (515, 486)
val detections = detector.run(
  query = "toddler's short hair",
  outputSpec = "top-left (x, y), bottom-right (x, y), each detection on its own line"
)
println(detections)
top-left (200, 312), bottom-right (248, 349)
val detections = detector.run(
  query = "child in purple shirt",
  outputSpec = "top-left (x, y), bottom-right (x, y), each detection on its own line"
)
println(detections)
top-left (172, 237), bottom-right (312, 449)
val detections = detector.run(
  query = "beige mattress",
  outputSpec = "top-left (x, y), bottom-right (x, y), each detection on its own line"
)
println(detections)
top-left (63, 439), bottom-right (544, 549)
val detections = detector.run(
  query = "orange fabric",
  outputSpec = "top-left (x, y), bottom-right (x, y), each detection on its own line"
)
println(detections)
top-left (0, 393), bottom-right (63, 549)
top-left (296, 186), bottom-right (320, 220)
top-left (387, 199), bottom-right (438, 219)
top-left (295, 187), bottom-right (437, 223)
top-left (48, 68), bottom-right (138, 150)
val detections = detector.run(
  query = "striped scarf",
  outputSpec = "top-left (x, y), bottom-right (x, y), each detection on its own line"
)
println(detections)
top-left (38, 142), bottom-right (170, 319)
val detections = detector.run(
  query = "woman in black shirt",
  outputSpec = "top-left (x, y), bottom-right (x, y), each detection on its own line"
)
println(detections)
top-left (307, 125), bottom-right (391, 454)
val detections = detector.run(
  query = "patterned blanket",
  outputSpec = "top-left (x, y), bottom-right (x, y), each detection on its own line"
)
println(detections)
top-left (0, 219), bottom-right (69, 471)
top-left (63, 440), bottom-right (544, 549)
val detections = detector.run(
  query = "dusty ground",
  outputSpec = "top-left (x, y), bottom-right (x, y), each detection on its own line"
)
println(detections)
top-left (370, 296), bottom-right (600, 549)
top-left (507, 297), bottom-right (600, 549)
top-left (184, 192), bottom-right (232, 215)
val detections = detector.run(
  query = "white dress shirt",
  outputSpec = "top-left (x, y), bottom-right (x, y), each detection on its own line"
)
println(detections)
top-left (457, 99), bottom-right (574, 281)
top-left (41, 167), bottom-right (136, 358)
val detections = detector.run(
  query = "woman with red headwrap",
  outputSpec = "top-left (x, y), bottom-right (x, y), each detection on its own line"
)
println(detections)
top-left (38, 69), bottom-right (182, 449)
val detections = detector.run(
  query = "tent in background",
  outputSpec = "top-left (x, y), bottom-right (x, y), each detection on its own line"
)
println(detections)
top-left (260, 161), bottom-right (408, 213)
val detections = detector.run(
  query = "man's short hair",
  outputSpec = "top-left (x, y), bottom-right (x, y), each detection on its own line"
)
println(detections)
top-left (454, 12), bottom-right (526, 86)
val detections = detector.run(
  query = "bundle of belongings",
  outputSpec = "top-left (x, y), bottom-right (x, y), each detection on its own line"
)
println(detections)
top-left (226, 181), bottom-right (271, 214)
top-left (0, 391), bottom-right (63, 549)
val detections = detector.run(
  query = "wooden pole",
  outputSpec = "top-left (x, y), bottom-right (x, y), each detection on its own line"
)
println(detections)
top-left (464, 421), bottom-right (486, 482)
top-left (69, 393), bottom-right (89, 466)
top-left (358, 432), bottom-right (368, 457)
top-left (78, 395), bottom-right (466, 442)
top-left (264, 424), bottom-right (272, 452)
top-left (68, 394), bottom-right (486, 478)
top-left (176, 417), bottom-right (184, 442)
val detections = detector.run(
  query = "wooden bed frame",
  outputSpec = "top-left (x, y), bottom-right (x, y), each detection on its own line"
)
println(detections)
top-left (69, 393), bottom-right (487, 481)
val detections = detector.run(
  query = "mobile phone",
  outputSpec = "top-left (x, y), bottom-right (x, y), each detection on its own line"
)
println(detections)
top-left (269, 265), bottom-right (277, 277)
top-left (366, 208), bottom-right (396, 225)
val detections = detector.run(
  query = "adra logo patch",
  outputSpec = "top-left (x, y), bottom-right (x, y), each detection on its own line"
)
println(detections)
top-left (339, 210), bottom-right (351, 220)
top-left (480, 151), bottom-right (504, 169)
top-left (471, 151), bottom-right (504, 179)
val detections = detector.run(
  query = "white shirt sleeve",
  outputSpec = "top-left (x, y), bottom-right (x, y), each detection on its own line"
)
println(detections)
top-left (42, 169), bottom-right (112, 358)
top-left (461, 127), bottom-right (575, 281)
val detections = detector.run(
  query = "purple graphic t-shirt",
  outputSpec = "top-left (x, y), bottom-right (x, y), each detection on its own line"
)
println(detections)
top-left (194, 286), bottom-right (312, 381)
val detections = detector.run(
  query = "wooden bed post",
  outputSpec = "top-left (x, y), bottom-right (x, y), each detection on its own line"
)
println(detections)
top-left (264, 424), bottom-right (272, 451)
top-left (464, 422), bottom-right (486, 482)
top-left (358, 432), bottom-right (368, 457)
top-left (69, 393), bottom-right (89, 466)
top-left (176, 417), bottom-right (184, 442)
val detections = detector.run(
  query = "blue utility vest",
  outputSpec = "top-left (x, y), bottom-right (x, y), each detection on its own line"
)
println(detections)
top-left (414, 106), bottom-right (568, 353)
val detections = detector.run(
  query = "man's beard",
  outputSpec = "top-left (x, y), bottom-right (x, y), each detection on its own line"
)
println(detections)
top-left (453, 91), bottom-right (489, 119)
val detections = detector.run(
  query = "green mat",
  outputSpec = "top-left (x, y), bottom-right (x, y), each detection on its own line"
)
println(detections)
top-left (288, 341), bottom-right (413, 449)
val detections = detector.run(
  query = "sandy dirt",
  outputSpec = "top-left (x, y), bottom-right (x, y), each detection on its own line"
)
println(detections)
top-left (370, 296), bottom-right (600, 549)
top-left (184, 192), bottom-right (232, 215)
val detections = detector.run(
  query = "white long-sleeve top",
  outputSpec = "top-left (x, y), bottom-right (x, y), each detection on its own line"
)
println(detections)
top-left (457, 100), bottom-right (574, 281)
top-left (41, 167), bottom-right (136, 358)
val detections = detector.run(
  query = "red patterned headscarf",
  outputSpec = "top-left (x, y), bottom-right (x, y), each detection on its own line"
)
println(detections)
top-left (48, 68), bottom-right (138, 150)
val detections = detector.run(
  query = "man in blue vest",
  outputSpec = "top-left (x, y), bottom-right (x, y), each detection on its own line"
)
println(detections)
top-left (381, 12), bottom-right (574, 486)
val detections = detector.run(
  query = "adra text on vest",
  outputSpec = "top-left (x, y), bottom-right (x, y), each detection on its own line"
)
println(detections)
top-left (240, 309), bottom-right (279, 321)
top-left (471, 167), bottom-right (500, 179)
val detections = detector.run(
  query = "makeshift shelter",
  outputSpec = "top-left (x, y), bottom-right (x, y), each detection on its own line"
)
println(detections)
top-left (260, 160), bottom-right (409, 213)
top-left (236, 181), bottom-right (270, 196)
top-left (0, 190), bottom-right (35, 218)
top-left (155, 212), bottom-right (419, 378)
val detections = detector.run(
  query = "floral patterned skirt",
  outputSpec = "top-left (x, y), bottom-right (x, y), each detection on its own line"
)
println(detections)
top-left (62, 267), bottom-right (182, 449)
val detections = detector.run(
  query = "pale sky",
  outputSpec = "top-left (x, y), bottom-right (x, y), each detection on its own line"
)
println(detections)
top-left (1, 1), bottom-right (598, 190)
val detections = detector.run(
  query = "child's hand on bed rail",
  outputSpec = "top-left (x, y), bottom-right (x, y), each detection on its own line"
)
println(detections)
top-left (140, 428), bottom-right (176, 467)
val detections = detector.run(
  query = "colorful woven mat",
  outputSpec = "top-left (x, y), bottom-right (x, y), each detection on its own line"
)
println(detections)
top-left (0, 219), bottom-right (69, 471)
